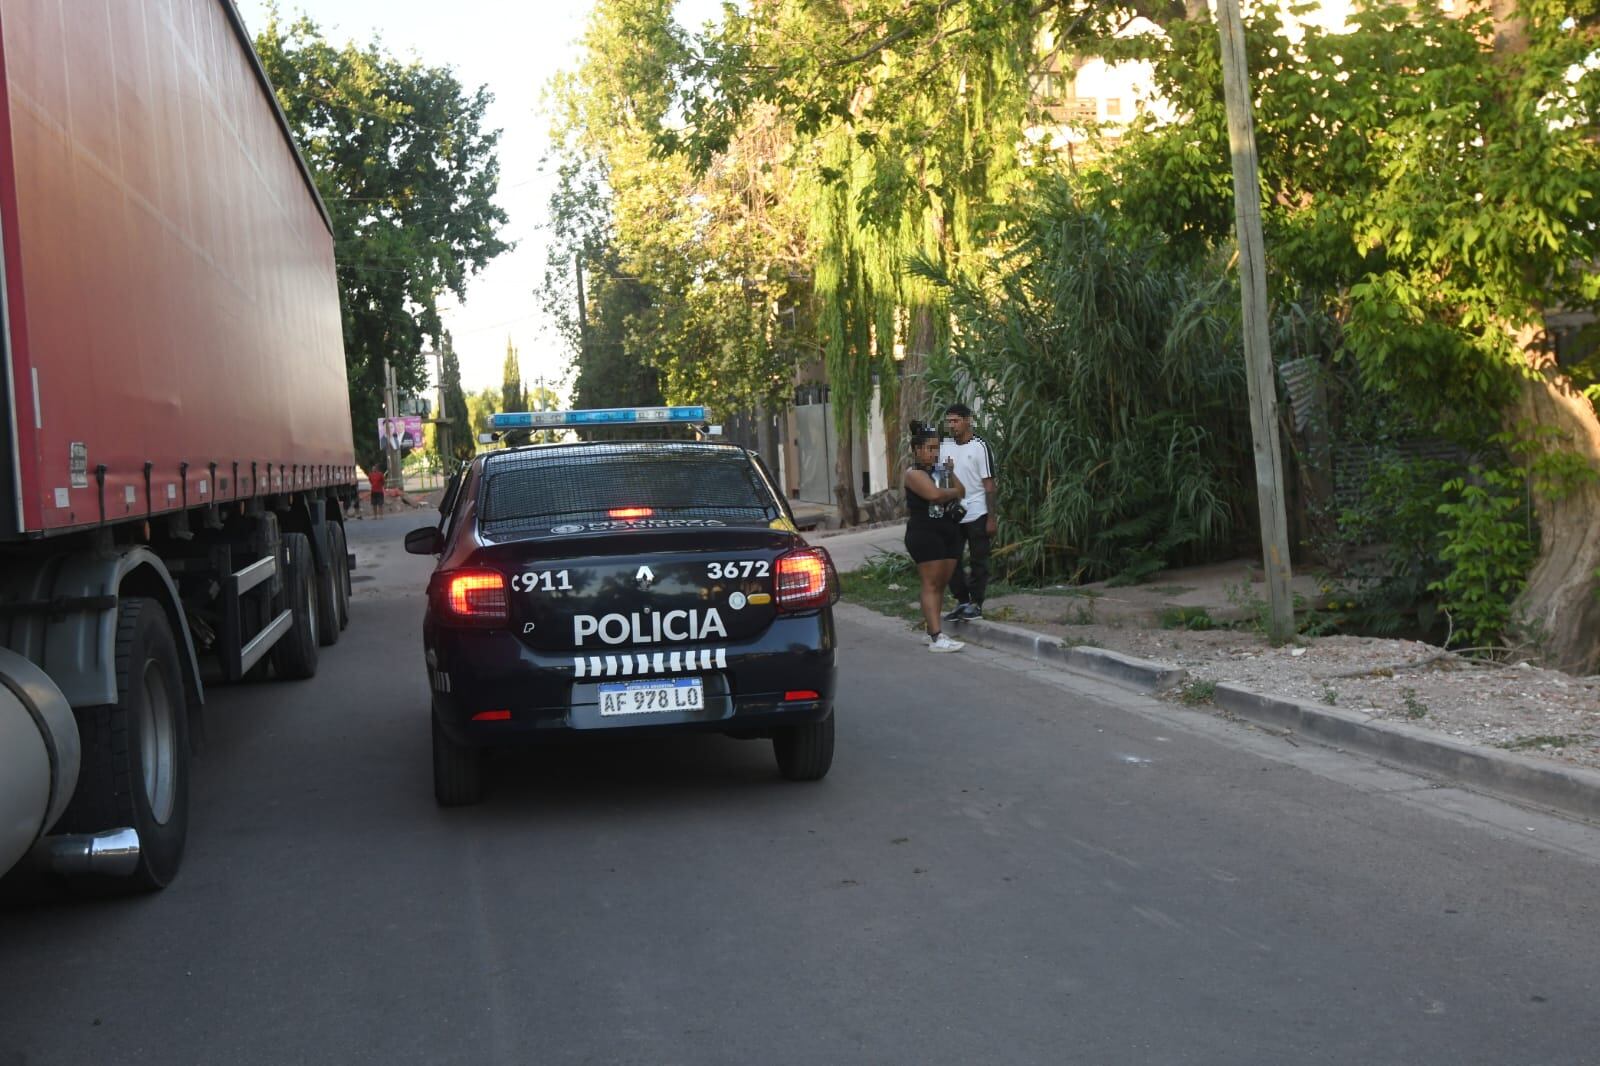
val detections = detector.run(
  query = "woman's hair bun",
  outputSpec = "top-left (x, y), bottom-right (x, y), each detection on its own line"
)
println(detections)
top-left (909, 419), bottom-right (932, 435)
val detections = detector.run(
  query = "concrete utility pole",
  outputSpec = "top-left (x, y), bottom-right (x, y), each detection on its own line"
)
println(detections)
top-left (1215, 0), bottom-right (1295, 641)
top-left (382, 358), bottom-right (402, 493)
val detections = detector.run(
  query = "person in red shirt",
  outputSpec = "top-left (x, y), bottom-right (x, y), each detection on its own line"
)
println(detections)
top-left (367, 466), bottom-right (386, 516)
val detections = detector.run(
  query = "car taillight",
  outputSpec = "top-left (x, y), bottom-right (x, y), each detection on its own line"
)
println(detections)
top-left (438, 569), bottom-right (508, 623)
top-left (608, 507), bottom-right (654, 519)
top-left (775, 548), bottom-right (837, 611)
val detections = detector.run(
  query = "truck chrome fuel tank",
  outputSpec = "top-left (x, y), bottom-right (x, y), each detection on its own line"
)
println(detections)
top-left (0, 648), bottom-right (79, 875)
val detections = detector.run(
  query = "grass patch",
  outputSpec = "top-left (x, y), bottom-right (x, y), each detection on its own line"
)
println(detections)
top-left (1399, 687), bottom-right (1429, 719)
top-left (839, 551), bottom-right (925, 626)
top-left (1061, 600), bottom-right (1098, 626)
top-left (1159, 606), bottom-right (1216, 631)
top-left (1178, 680), bottom-right (1217, 705)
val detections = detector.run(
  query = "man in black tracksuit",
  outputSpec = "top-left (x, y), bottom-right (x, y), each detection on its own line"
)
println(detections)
top-left (939, 403), bottom-right (997, 620)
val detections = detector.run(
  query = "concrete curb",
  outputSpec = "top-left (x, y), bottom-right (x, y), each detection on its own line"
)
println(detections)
top-left (1212, 684), bottom-right (1600, 824)
top-left (952, 618), bottom-right (1188, 693)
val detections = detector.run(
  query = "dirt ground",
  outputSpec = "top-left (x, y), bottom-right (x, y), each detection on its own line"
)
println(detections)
top-left (998, 616), bottom-right (1600, 773)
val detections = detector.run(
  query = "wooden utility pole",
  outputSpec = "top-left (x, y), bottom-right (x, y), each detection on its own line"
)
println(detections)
top-left (574, 251), bottom-right (590, 363)
top-left (1215, 0), bottom-right (1295, 641)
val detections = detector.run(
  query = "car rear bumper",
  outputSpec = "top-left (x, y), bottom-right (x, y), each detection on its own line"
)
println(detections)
top-left (426, 610), bottom-right (837, 745)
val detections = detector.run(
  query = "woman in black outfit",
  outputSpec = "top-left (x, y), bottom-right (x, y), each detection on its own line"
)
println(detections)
top-left (903, 422), bottom-right (967, 652)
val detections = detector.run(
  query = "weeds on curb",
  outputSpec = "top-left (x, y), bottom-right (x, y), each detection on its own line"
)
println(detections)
top-left (1321, 685), bottom-right (1339, 706)
top-left (1400, 688), bottom-right (1429, 719)
top-left (1178, 680), bottom-right (1217, 705)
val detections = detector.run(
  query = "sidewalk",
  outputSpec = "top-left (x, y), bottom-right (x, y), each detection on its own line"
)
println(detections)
top-left (823, 523), bottom-right (1600, 824)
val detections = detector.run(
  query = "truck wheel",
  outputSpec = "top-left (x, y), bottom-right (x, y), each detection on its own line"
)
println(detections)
top-left (773, 712), bottom-right (834, 782)
top-left (332, 521), bottom-right (351, 629)
top-left (314, 525), bottom-right (341, 647)
top-left (272, 532), bottom-right (319, 680)
top-left (432, 712), bottom-right (486, 807)
top-left (56, 598), bottom-right (190, 891)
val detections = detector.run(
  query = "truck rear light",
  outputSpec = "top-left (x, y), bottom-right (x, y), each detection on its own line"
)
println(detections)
top-left (439, 569), bottom-right (508, 623)
top-left (608, 507), bottom-right (654, 519)
top-left (775, 548), bottom-right (837, 611)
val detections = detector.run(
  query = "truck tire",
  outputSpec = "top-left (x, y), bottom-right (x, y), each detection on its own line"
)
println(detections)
top-left (773, 712), bottom-right (835, 782)
top-left (272, 532), bottom-right (319, 680)
top-left (332, 521), bottom-right (351, 629)
top-left (56, 597), bottom-right (189, 891)
top-left (314, 524), bottom-right (341, 647)
top-left (432, 712), bottom-right (486, 807)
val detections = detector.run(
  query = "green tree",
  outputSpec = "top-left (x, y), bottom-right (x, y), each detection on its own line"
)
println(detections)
top-left (465, 387), bottom-right (501, 448)
top-left (544, 1), bottom-right (809, 447)
top-left (1084, 0), bottom-right (1600, 668)
top-left (436, 333), bottom-right (473, 465)
top-left (254, 11), bottom-right (509, 469)
top-left (501, 339), bottom-right (526, 415)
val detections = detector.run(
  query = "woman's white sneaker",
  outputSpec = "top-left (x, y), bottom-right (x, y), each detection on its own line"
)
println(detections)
top-left (928, 633), bottom-right (965, 653)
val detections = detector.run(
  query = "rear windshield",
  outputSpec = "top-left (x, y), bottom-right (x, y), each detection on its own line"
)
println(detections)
top-left (477, 443), bottom-right (779, 534)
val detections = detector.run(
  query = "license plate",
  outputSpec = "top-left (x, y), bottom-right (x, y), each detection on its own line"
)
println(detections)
top-left (598, 677), bottom-right (704, 716)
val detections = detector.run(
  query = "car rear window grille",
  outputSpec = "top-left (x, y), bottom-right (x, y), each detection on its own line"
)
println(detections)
top-left (478, 444), bottom-right (777, 531)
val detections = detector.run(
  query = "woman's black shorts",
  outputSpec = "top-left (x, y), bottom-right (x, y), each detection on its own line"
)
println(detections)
top-left (905, 519), bottom-right (963, 564)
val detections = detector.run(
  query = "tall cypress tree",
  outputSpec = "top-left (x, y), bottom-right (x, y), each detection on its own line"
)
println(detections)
top-left (438, 332), bottom-right (473, 464)
top-left (501, 339), bottom-right (526, 415)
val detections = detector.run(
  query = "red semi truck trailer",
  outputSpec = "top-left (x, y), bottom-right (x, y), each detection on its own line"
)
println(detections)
top-left (0, 0), bottom-right (358, 890)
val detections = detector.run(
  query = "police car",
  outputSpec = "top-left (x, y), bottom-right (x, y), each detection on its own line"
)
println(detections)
top-left (405, 406), bottom-right (839, 805)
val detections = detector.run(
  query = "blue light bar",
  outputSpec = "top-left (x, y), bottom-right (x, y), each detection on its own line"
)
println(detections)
top-left (490, 406), bottom-right (708, 430)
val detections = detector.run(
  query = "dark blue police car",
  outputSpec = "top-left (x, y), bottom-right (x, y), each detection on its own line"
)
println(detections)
top-left (405, 408), bottom-right (839, 805)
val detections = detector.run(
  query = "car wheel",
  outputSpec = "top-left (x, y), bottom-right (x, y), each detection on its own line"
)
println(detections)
top-left (432, 713), bottom-right (486, 806)
top-left (314, 525), bottom-right (341, 647)
top-left (56, 597), bottom-right (190, 891)
top-left (773, 711), bottom-right (834, 781)
top-left (271, 532), bottom-right (319, 680)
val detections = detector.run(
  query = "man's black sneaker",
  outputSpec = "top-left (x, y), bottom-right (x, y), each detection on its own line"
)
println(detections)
top-left (943, 604), bottom-right (970, 622)
top-left (959, 603), bottom-right (983, 620)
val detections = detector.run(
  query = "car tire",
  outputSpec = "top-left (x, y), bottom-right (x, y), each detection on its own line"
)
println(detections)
top-left (56, 597), bottom-right (190, 891)
top-left (332, 521), bottom-right (351, 629)
top-left (272, 532), bottom-right (319, 680)
top-left (432, 713), bottom-right (486, 807)
top-left (314, 525), bottom-right (341, 647)
top-left (773, 711), bottom-right (834, 781)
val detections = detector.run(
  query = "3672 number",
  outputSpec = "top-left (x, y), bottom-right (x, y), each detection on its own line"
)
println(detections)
top-left (511, 569), bottom-right (573, 593)
top-left (706, 560), bottom-right (769, 580)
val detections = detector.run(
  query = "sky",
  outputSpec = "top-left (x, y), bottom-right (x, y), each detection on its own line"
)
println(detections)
top-left (235, 0), bottom-right (722, 403)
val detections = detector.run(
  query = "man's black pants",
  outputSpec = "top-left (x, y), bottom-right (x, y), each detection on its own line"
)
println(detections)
top-left (948, 519), bottom-right (991, 606)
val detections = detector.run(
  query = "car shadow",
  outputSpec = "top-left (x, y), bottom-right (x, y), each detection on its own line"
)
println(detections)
top-left (467, 732), bottom-right (811, 815)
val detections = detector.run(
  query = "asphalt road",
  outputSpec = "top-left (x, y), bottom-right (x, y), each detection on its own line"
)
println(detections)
top-left (3, 512), bottom-right (1600, 1065)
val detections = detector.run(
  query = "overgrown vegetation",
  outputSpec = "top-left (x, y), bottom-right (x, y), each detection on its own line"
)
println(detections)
top-left (924, 185), bottom-right (1253, 586)
top-left (544, 0), bottom-right (1600, 668)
